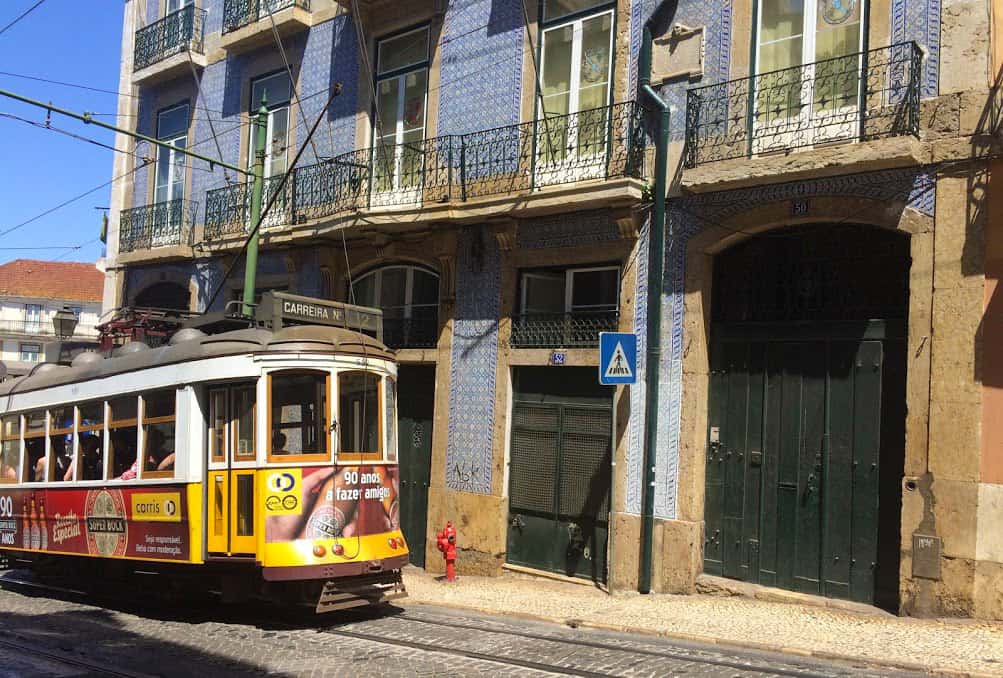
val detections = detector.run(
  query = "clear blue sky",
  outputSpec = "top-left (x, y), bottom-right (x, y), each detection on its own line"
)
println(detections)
top-left (0, 1), bottom-right (125, 266)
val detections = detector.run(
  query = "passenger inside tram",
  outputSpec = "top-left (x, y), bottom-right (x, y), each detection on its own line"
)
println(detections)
top-left (64, 435), bottom-right (102, 481)
top-left (143, 427), bottom-right (175, 473)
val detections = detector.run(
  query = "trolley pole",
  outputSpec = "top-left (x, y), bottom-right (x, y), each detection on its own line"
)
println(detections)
top-left (242, 97), bottom-right (269, 316)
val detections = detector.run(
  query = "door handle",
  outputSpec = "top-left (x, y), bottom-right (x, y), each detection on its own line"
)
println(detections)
top-left (510, 515), bottom-right (525, 530)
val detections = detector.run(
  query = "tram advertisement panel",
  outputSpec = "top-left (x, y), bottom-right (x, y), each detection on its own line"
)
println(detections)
top-left (0, 486), bottom-right (190, 561)
top-left (264, 465), bottom-right (400, 542)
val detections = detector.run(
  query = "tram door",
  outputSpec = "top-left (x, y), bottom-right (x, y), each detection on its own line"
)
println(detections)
top-left (206, 385), bottom-right (258, 555)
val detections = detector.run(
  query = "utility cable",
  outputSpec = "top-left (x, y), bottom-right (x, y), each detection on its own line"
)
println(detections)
top-left (202, 84), bottom-right (343, 313)
top-left (187, 51), bottom-right (233, 185)
top-left (0, 0), bottom-right (46, 39)
top-left (267, 11), bottom-right (325, 164)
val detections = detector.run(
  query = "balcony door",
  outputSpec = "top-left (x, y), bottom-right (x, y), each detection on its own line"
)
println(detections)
top-left (23, 304), bottom-right (42, 334)
top-left (249, 71), bottom-right (292, 228)
top-left (166, 0), bottom-right (193, 13)
top-left (537, 4), bottom-right (613, 186)
top-left (753, 0), bottom-right (865, 153)
top-left (514, 265), bottom-right (619, 348)
top-left (372, 27), bottom-right (429, 208)
top-left (153, 103), bottom-right (189, 246)
top-left (352, 265), bottom-right (439, 349)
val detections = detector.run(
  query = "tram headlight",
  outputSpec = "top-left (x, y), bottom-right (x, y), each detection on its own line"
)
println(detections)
top-left (312, 544), bottom-right (327, 558)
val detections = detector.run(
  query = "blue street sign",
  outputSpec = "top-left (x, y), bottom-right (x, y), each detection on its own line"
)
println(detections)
top-left (599, 332), bottom-right (637, 385)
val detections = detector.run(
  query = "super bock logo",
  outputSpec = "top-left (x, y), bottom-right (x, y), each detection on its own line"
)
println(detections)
top-left (84, 489), bottom-right (128, 557)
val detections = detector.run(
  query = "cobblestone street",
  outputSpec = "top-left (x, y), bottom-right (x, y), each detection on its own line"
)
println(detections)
top-left (0, 577), bottom-right (922, 677)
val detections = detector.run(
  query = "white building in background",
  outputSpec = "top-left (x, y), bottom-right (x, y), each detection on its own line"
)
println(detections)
top-left (0, 259), bottom-right (103, 378)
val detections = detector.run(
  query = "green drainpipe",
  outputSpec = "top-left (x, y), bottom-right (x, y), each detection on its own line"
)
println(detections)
top-left (638, 7), bottom-right (671, 595)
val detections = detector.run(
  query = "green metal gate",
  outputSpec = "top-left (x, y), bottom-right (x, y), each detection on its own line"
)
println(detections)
top-left (397, 365), bottom-right (435, 568)
top-left (507, 368), bottom-right (612, 582)
top-left (705, 224), bottom-right (910, 606)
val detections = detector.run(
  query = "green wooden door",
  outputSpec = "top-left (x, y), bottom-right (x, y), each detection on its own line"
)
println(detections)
top-left (397, 364), bottom-right (435, 568)
top-left (507, 368), bottom-right (612, 582)
top-left (705, 334), bottom-right (884, 603)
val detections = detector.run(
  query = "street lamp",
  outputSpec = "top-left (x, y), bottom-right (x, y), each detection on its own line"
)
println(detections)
top-left (52, 307), bottom-right (79, 339)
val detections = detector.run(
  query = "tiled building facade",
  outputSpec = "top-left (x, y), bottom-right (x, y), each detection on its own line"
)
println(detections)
top-left (105, 0), bottom-right (1003, 617)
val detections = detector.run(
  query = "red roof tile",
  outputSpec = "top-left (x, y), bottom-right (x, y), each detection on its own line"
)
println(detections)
top-left (0, 259), bottom-right (103, 303)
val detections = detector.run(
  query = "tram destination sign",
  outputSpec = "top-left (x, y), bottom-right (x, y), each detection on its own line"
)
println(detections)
top-left (257, 292), bottom-right (383, 339)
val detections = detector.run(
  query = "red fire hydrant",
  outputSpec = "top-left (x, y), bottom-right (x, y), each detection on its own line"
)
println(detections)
top-left (435, 521), bottom-right (457, 582)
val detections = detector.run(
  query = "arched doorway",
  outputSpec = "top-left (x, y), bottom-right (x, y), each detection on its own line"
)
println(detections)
top-left (133, 281), bottom-right (190, 310)
top-left (704, 224), bottom-right (909, 609)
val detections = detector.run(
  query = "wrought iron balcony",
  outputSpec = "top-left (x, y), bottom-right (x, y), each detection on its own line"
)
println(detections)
top-left (201, 101), bottom-right (649, 239)
top-left (119, 199), bottom-right (198, 253)
top-left (0, 320), bottom-right (97, 337)
top-left (381, 315), bottom-right (439, 350)
top-left (684, 42), bottom-right (922, 167)
top-left (134, 5), bottom-right (207, 71)
top-left (222, 0), bottom-right (311, 34)
top-left (509, 311), bottom-right (620, 348)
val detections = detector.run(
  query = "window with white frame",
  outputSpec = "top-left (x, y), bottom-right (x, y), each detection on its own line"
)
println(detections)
top-left (154, 103), bottom-right (189, 206)
top-left (519, 265), bottom-right (619, 316)
top-left (166, 0), bottom-right (194, 14)
top-left (19, 343), bottom-right (41, 362)
top-left (249, 72), bottom-right (292, 180)
top-left (374, 26), bottom-right (429, 195)
top-left (538, 2), bottom-right (613, 168)
top-left (23, 303), bottom-right (42, 333)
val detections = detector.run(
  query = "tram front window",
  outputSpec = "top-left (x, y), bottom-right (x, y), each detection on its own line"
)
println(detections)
top-left (270, 372), bottom-right (328, 457)
top-left (338, 371), bottom-right (381, 459)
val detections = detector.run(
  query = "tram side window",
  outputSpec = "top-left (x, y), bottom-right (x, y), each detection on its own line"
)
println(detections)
top-left (269, 372), bottom-right (328, 457)
top-left (233, 386), bottom-right (255, 460)
top-left (109, 396), bottom-right (139, 480)
top-left (338, 371), bottom-right (381, 460)
top-left (47, 406), bottom-right (74, 483)
top-left (142, 390), bottom-right (176, 476)
top-left (23, 411), bottom-right (46, 482)
top-left (0, 417), bottom-right (18, 482)
top-left (76, 402), bottom-right (105, 481)
top-left (209, 389), bottom-right (227, 463)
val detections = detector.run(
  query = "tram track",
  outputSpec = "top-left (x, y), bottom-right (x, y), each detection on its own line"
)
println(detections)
top-left (0, 634), bottom-right (156, 678)
top-left (0, 570), bottom-right (912, 678)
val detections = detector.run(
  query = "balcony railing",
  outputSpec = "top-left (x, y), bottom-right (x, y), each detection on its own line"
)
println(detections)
top-left (382, 316), bottom-right (439, 350)
top-left (684, 42), bottom-right (922, 167)
top-left (222, 0), bottom-right (311, 34)
top-left (202, 101), bottom-right (649, 239)
top-left (134, 5), bottom-right (207, 71)
top-left (119, 199), bottom-right (198, 253)
top-left (0, 320), bottom-right (97, 337)
top-left (509, 311), bottom-right (620, 348)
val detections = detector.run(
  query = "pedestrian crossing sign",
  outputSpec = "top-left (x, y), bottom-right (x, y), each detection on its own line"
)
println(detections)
top-left (599, 332), bottom-right (637, 385)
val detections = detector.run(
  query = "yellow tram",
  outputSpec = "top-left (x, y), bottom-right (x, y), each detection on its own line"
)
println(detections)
top-left (0, 294), bottom-right (407, 612)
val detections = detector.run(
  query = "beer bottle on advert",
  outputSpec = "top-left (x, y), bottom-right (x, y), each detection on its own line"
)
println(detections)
top-left (21, 498), bottom-right (29, 549)
top-left (39, 498), bottom-right (47, 550)
top-left (29, 497), bottom-right (39, 550)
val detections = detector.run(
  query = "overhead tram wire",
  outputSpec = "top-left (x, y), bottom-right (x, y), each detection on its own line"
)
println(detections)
top-left (0, 0), bottom-right (47, 38)
top-left (203, 84), bottom-right (343, 313)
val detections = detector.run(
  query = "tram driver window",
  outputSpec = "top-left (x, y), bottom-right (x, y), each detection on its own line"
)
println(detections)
top-left (1, 417), bottom-right (18, 482)
top-left (338, 371), bottom-right (381, 460)
top-left (109, 396), bottom-right (139, 480)
top-left (269, 372), bottom-right (328, 458)
top-left (142, 390), bottom-right (176, 476)
top-left (23, 411), bottom-right (46, 482)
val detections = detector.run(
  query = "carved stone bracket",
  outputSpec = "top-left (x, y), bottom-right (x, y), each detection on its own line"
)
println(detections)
top-left (491, 220), bottom-right (518, 251)
top-left (615, 213), bottom-right (640, 240)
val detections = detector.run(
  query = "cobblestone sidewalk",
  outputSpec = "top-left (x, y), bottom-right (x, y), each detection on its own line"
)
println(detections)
top-left (402, 567), bottom-right (1003, 677)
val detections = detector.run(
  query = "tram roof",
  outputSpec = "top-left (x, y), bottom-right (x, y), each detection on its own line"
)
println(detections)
top-left (0, 325), bottom-right (394, 397)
